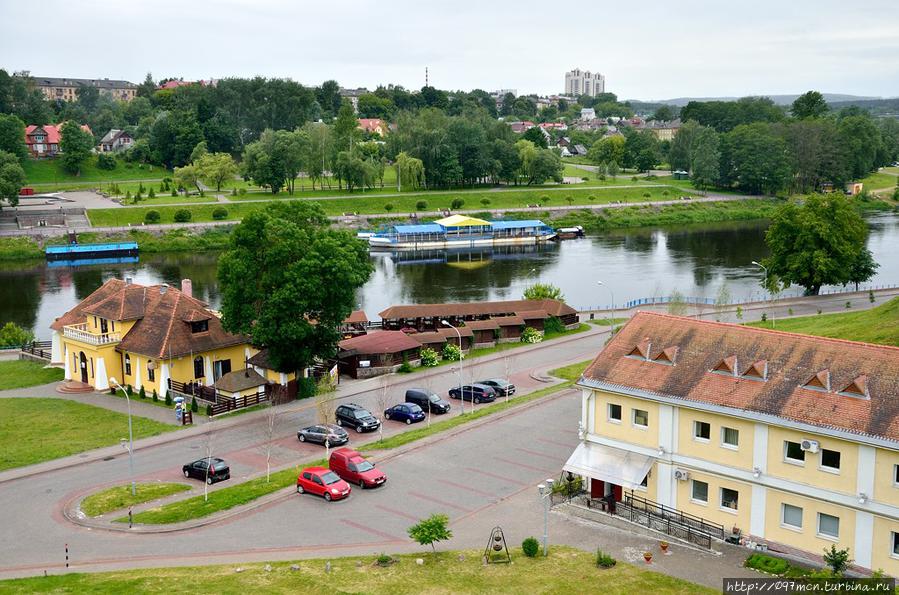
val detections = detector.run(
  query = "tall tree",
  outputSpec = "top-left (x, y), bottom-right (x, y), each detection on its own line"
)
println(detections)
top-left (75, 84), bottom-right (100, 112)
top-left (196, 152), bottom-right (238, 191)
top-left (332, 100), bottom-right (359, 154)
top-left (396, 151), bottom-right (425, 191)
top-left (690, 127), bottom-right (720, 189)
top-left (136, 72), bottom-right (157, 98)
top-left (0, 150), bottom-right (26, 208)
top-left (58, 122), bottom-right (94, 175)
top-left (791, 91), bottom-right (828, 120)
top-left (0, 114), bottom-right (27, 160)
top-left (719, 123), bottom-right (791, 194)
top-left (521, 126), bottom-right (547, 148)
top-left (303, 121), bottom-right (333, 190)
top-left (668, 121), bottom-right (698, 172)
top-left (588, 135), bottom-right (626, 168)
top-left (242, 129), bottom-right (286, 193)
top-left (217, 202), bottom-right (373, 372)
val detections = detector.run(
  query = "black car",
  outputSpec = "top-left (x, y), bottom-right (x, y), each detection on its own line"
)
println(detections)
top-left (478, 378), bottom-right (516, 397)
top-left (405, 388), bottom-right (451, 414)
top-left (448, 383), bottom-right (497, 404)
top-left (298, 423), bottom-right (349, 446)
top-left (335, 403), bottom-right (382, 433)
top-left (182, 457), bottom-right (230, 485)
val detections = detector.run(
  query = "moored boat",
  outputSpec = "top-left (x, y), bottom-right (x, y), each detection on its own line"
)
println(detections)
top-left (368, 215), bottom-right (556, 251)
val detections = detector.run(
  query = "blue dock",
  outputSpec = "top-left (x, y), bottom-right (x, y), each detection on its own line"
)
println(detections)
top-left (45, 242), bottom-right (139, 261)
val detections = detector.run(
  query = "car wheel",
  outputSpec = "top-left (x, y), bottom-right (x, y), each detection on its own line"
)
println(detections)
top-left (358, 479), bottom-right (366, 489)
top-left (337, 419), bottom-right (343, 427)
top-left (385, 413), bottom-right (391, 420)
top-left (324, 492), bottom-right (332, 502)
top-left (297, 484), bottom-right (304, 494)
top-left (183, 469), bottom-right (190, 478)
top-left (356, 425), bottom-right (364, 433)
top-left (206, 476), bottom-right (214, 485)
top-left (405, 418), bottom-right (412, 424)
top-left (298, 434), bottom-right (306, 442)
top-left (474, 397), bottom-right (481, 404)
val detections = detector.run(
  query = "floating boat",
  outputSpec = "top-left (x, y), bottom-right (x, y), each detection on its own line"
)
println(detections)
top-left (45, 242), bottom-right (139, 261)
top-left (368, 215), bottom-right (555, 251)
top-left (554, 225), bottom-right (585, 240)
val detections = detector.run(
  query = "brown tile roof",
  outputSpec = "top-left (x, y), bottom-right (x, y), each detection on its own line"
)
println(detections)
top-left (491, 315), bottom-right (525, 327)
top-left (212, 368), bottom-right (267, 393)
top-left (343, 310), bottom-right (368, 324)
top-left (338, 331), bottom-right (422, 355)
top-left (515, 309), bottom-right (550, 320)
top-left (581, 311), bottom-right (899, 443)
top-left (247, 348), bottom-right (273, 370)
top-left (463, 319), bottom-right (500, 331)
top-left (379, 299), bottom-right (575, 320)
top-left (181, 309), bottom-right (212, 323)
top-left (410, 332), bottom-right (448, 346)
top-left (51, 278), bottom-right (129, 331)
top-left (81, 283), bottom-right (158, 321)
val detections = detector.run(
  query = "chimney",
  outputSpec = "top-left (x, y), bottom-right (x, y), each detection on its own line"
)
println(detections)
top-left (125, 277), bottom-right (132, 285)
top-left (181, 279), bottom-right (192, 298)
top-left (159, 284), bottom-right (167, 295)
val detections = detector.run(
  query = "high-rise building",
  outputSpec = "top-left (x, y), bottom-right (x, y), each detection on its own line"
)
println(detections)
top-left (564, 68), bottom-right (605, 97)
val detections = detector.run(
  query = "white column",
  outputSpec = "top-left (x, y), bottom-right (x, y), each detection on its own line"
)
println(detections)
top-left (656, 464), bottom-right (674, 508)
top-left (64, 345), bottom-right (71, 380)
top-left (656, 404), bottom-right (676, 508)
top-left (279, 372), bottom-right (287, 385)
top-left (753, 423), bottom-right (768, 473)
top-left (750, 485), bottom-right (767, 538)
top-left (160, 362), bottom-right (170, 397)
top-left (94, 358), bottom-right (109, 391)
top-left (51, 331), bottom-right (62, 364)
top-left (134, 356), bottom-right (142, 390)
top-left (857, 445), bottom-right (876, 500)
top-left (854, 511), bottom-right (874, 569)
top-left (582, 389), bottom-right (594, 435)
top-left (658, 404), bottom-right (674, 454)
top-left (205, 356), bottom-right (214, 383)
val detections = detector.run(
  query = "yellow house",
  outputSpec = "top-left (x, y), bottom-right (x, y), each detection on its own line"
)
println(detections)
top-left (568, 311), bottom-right (899, 575)
top-left (51, 278), bottom-right (255, 396)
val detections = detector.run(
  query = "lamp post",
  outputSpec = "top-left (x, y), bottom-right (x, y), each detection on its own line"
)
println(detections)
top-left (597, 281), bottom-right (616, 335)
top-left (441, 319), bottom-right (464, 415)
top-left (751, 261), bottom-right (773, 327)
top-left (537, 478), bottom-right (555, 556)
top-left (108, 376), bottom-right (135, 496)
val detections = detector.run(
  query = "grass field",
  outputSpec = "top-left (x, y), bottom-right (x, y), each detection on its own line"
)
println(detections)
top-left (0, 398), bottom-right (176, 472)
top-left (0, 360), bottom-right (64, 390)
top-left (748, 296), bottom-right (899, 346)
top-left (0, 547), bottom-right (712, 594)
top-left (861, 170), bottom-right (899, 192)
top-left (22, 158), bottom-right (170, 187)
top-left (0, 237), bottom-right (45, 260)
top-left (80, 483), bottom-right (191, 517)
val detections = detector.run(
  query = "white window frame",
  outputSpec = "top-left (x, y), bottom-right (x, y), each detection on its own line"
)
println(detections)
top-left (780, 503), bottom-right (803, 532)
top-left (892, 531), bottom-right (899, 559)
top-left (690, 479), bottom-right (708, 505)
top-left (894, 464), bottom-right (899, 488)
top-left (693, 420), bottom-right (711, 443)
top-left (632, 408), bottom-right (649, 429)
top-left (721, 426), bottom-right (739, 450)
top-left (818, 448), bottom-right (841, 474)
top-left (816, 512), bottom-right (840, 540)
top-left (607, 403), bottom-right (622, 424)
top-left (783, 441), bottom-right (806, 466)
top-left (719, 487), bottom-right (739, 513)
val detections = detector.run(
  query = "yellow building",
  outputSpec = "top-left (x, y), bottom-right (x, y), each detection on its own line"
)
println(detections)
top-left (34, 76), bottom-right (137, 102)
top-left (51, 278), bottom-right (255, 396)
top-left (568, 311), bottom-right (899, 575)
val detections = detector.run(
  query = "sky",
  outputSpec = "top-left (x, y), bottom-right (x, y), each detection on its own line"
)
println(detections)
top-left (2, 0), bottom-right (898, 100)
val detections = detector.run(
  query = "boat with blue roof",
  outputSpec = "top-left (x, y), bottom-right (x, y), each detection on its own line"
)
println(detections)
top-left (368, 215), bottom-right (556, 250)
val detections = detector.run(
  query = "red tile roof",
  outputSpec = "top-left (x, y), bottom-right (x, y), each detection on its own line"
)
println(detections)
top-left (581, 311), bottom-right (899, 442)
top-left (338, 331), bottom-right (421, 355)
top-left (343, 310), bottom-right (368, 324)
top-left (25, 123), bottom-right (93, 145)
top-left (357, 118), bottom-right (386, 133)
top-left (379, 299), bottom-right (575, 320)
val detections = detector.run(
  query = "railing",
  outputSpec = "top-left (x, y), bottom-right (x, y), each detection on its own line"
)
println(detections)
top-left (624, 493), bottom-right (725, 540)
top-left (62, 323), bottom-right (120, 345)
top-left (209, 390), bottom-right (268, 416)
top-left (167, 379), bottom-right (270, 416)
top-left (613, 499), bottom-right (712, 549)
top-left (168, 379), bottom-right (217, 403)
top-left (21, 341), bottom-right (52, 361)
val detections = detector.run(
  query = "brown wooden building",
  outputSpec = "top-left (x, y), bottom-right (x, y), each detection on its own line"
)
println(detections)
top-left (337, 331), bottom-right (422, 378)
top-left (378, 299), bottom-right (578, 333)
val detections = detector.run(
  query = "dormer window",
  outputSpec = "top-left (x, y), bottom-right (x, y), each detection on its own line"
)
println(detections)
top-left (190, 320), bottom-right (209, 333)
top-left (653, 346), bottom-right (679, 366)
top-left (712, 355), bottom-right (738, 377)
top-left (838, 375), bottom-right (869, 399)
top-left (802, 370), bottom-right (831, 392)
top-left (626, 338), bottom-right (651, 360)
top-left (742, 360), bottom-right (768, 381)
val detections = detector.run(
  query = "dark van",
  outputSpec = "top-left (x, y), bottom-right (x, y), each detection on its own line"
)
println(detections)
top-left (405, 388), bottom-right (451, 414)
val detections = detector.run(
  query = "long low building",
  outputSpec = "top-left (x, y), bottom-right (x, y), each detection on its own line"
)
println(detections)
top-left (569, 311), bottom-right (899, 575)
top-left (379, 298), bottom-right (578, 332)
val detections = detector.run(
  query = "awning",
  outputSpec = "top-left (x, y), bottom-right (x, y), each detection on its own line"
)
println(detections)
top-left (563, 442), bottom-right (656, 490)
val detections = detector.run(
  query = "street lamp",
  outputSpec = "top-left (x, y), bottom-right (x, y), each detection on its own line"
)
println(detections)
top-left (751, 261), bottom-right (774, 327)
top-left (441, 319), bottom-right (464, 415)
top-left (108, 376), bottom-right (135, 496)
top-left (597, 281), bottom-right (616, 335)
top-left (537, 478), bottom-right (555, 556)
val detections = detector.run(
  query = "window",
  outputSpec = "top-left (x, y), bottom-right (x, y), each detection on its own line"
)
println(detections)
top-left (147, 362), bottom-right (155, 382)
top-left (892, 532), bottom-right (899, 557)
top-left (190, 320), bottom-right (209, 333)
top-left (722, 427), bottom-right (739, 448)
top-left (784, 441), bottom-right (805, 464)
top-left (213, 359), bottom-right (231, 381)
top-left (781, 503), bottom-right (803, 530)
top-left (124, 354), bottom-right (131, 376)
top-left (194, 356), bottom-right (204, 379)
top-left (639, 474), bottom-right (648, 488)
top-left (720, 487), bottom-right (739, 511)
top-left (694, 421), bottom-right (711, 441)
top-left (820, 449), bottom-right (841, 472)
top-left (817, 513), bottom-right (839, 539)
top-left (691, 480), bottom-right (708, 503)
top-left (100, 318), bottom-right (108, 334)
top-left (633, 409), bottom-right (649, 428)
top-left (607, 403), bottom-right (622, 423)
top-left (895, 464), bottom-right (899, 486)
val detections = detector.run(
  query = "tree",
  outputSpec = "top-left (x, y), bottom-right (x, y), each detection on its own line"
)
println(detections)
top-left (407, 513), bottom-right (452, 554)
top-left (0, 151), bottom-right (26, 207)
top-left (303, 121), bottom-right (333, 190)
top-left (719, 123), bottom-right (791, 194)
top-left (763, 194), bottom-right (875, 295)
top-left (822, 545), bottom-right (851, 576)
top-left (847, 248), bottom-right (879, 291)
top-left (332, 100), bottom-right (360, 154)
top-left (690, 127), bottom-right (720, 189)
top-left (0, 114), bottom-right (26, 160)
top-left (189, 140), bottom-right (208, 164)
top-left (136, 72), bottom-right (156, 98)
top-left (59, 122), bottom-right (94, 175)
top-left (242, 130), bottom-right (286, 193)
top-left (75, 84), bottom-right (99, 112)
top-left (622, 129), bottom-right (661, 172)
top-left (0, 321), bottom-right (33, 346)
top-left (668, 120), bottom-right (698, 172)
top-left (173, 164), bottom-right (200, 194)
top-left (260, 404), bottom-right (280, 482)
top-left (396, 151), bottom-right (425, 191)
top-left (650, 105), bottom-right (676, 121)
top-left (521, 126), bottom-right (548, 148)
top-left (196, 152), bottom-right (238, 192)
top-left (218, 202), bottom-right (373, 373)
top-left (523, 283), bottom-right (564, 301)
top-left (791, 91), bottom-right (828, 120)
top-left (587, 136), bottom-right (625, 169)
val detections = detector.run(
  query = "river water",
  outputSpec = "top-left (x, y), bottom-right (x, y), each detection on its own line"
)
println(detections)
top-left (5, 213), bottom-right (898, 339)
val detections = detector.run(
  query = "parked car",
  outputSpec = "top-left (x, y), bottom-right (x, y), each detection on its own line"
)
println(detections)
top-left (297, 423), bottom-right (349, 446)
top-left (335, 403), bottom-right (381, 433)
top-left (405, 388), bottom-right (451, 414)
top-left (384, 402), bottom-right (426, 424)
top-left (329, 448), bottom-right (387, 489)
top-left (182, 457), bottom-right (230, 485)
top-left (296, 466), bottom-right (352, 501)
top-left (448, 383), bottom-right (497, 404)
top-left (478, 378), bottom-right (516, 397)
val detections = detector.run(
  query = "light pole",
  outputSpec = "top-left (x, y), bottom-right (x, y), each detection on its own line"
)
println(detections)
top-left (109, 376), bottom-right (135, 496)
top-left (751, 261), bottom-right (773, 327)
top-left (537, 478), bottom-right (555, 556)
top-left (441, 319), bottom-right (464, 415)
top-left (597, 281), bottom-right (616, 336)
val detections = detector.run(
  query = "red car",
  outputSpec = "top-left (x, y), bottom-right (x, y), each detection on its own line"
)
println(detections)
top-left (329, 448), bottom-right (387, 489)
top-left (296, 466), bottom-right (352, 502)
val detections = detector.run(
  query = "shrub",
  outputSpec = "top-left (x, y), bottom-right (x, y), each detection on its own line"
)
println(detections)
top-left (631, 176), bottom-right (638, 181)
top-left (171, 188), bottom-right (178, 197)
top-left (522, 537), bottom-right (540, 558)
top-left (416, 200), bottom-right (428, 210)
top-left (596, 549), bottom-right (617, 568)
top-left (845, 301), bottom-right (851, 309)
top-left (662, 190), bottom-right (670, 196)
top-left (152, 389), bottom-right (158, 402)
top-left (442, 342), bottom-right (462, 361)
top-left (173, 209), bottom-right (192, 222)
top-left (581, 176), bottom-right (589, 181)
top-left (587, 195), bottom-right (596, 202)
top-left (760, 313), bottom-right (767, 322)
top-left (398, 361), bottom-right (413, 373)
top-left (745, 553), bottom-right (790, 575)
top-left (212, 207), bottom-right (228, 220)
top-left (642, 192), bottom-right (651, 198)
top-left (869, 290), bottom-right (876, 303)
top-left (823, 544), bottom-right (851, 576)
top-left (126, 384), bottom-right (133, 395)
top-left (144, 210), bottom-right (161, 224)
top-left (298, 377), bottom-right (317, 399)
top-left (544, 316), bottom-right (566, 335)
top-left (0, 322), bottom-right (33, 346)
top-left (539, 194), bottom-right (550, 203)
top-left (96, 153), bottom-right (116, 170)
top-left (125, 190), bottom-right (132, 202)
top-left (190, 396), bottom-right (198, 413)
top-left (231, 187), bottom-right (237, 196)
top-left (138, 386), bottom-right (146, 399)
top-left (384, 203), bottom-right (394, 212)
top-left (480, 198), bottom-right (491, 207)
top-left (451, 198), bottom-right (465, 210)
top-left (164, 393), bottom-right (172, 406)
top-left (138, 183), bottom-right (145, 194)
top-left (376, 553), bottom-right (395, 567)
top-left (420, 348), bottom-right (439, 367)
top-left (238, 188), bottom-right (247, 196)
top-left (148, 188), bottom-right (155, 199)
top-left (206, 404), bottom-right (213, 417)
top-left (521, 327), bottom-right (542, 344)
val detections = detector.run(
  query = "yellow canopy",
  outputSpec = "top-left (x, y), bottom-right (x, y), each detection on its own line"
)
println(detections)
top-left (435, 214), bottom-right (491, 228)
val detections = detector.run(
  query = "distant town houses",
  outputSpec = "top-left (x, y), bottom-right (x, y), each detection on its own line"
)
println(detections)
top-left (357, 118), bottom-right (388, 137)
top-left (579, 108), bottom-right (596, 121)
top-left (507, 120), bottom-right (536, 134)
top-left (340, 87), bottom-right (369, 113)
top-left (538, 122), bottom-right (567, 132)
top-left (33, 76), bottom-right (137, 102)
top-left (565, 68), bottom-right (606, 97)
top-left (636, 118), bottom-right (683, 141)
top-left (24, 123), bottom-right (93, 159)
top-left (97, 129), bottom-right (133, 153)
top-left (157, 78), bottom-right (219, 90)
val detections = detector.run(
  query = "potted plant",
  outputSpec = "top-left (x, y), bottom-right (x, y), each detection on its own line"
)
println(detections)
top-left (643, 551), bottom-right (653, 563)
top-left (659, 540), bottom-right (669, 553)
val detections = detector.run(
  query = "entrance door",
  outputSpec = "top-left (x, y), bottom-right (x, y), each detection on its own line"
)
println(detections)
top-left (213, 359), bottom-right (231, 381)
top-left (79, 352), bottom-right (88, 383)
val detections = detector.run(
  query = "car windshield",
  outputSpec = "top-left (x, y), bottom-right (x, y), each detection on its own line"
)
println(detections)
top-left (322, 471), bottom-right (341, 485)
top-left (355, 461), bottom-right (374, 472)
top-left (429, 394), bottom-right (441, 402)
top-left (354, 410), bottom-right (370, 419)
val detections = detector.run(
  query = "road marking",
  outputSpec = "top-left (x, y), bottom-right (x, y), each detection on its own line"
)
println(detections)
top-left (515, 447), bottom-right (565, 461)
top-left (339, 519), bottom-right (404, 541)
top-left (463, 467), bottom-right (527, 487)
top-left (436, 479), bottom-right (497, 498)
top-left (374, 504), bottom-right (420, 522)
top-left (494, 456), bottom-right (554, 474)
top-left (407, 490), bottom-right (472, 512)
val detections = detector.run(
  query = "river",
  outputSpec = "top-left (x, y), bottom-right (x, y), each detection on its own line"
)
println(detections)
top-left (5, 213), bottom-right (898, 339)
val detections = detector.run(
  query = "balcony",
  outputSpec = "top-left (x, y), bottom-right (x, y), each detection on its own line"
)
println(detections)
top-left (63, 323), bottom-right (121, 346)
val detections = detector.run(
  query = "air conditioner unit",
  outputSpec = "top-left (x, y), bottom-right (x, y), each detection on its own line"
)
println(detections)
top-left (673, 469), bottom-right (690, 481)
top-left (800, 439), bottom-right (819, 453)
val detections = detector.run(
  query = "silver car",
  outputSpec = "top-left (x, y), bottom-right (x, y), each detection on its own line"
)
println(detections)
top-left (297, 423), bottom-right (349, 446)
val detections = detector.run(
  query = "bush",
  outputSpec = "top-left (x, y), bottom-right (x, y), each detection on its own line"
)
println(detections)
top-left (212, 207), bottom-right (228, 220)
top-left (238, 188), bottom-right (247, 196)
top-left (298, 377), bottom-right (317, 399)
top-left (587, 195), bottom-right (596, 202)
top-left (173, 209), bottom-right (192, 223)
top-left (544, 316), bottom-right (566, 335)
top-left (540, 194), bottom-right (550, 203)
top-left (231, 188), bottom-right (237, 196)
top-left (823, 544), bottom-right (851, 576)
top-left (596, 549), bottom-right (617, 568)
top-left (144, 210), bottom-right (161, 224)
top-left (171, 188), bottom-right (178, 197)
top-left (148, 188), bottom-right (155, 199)
top-left (416, 200), bottom-right (428, 210)
top-left (442, 342), bottom-right (462, 361)
top-left (398, 362), bottom-right (413, 373)
top-left (522, 537), bottom-right (540, 558)
top-left (190, 396), bottom-right (198, 413)
top-left (420, 348), bottom-right (439, 367)
top-left (384, 203), bottom-right (394, 212)
top-left (451, 198), bottom-right (465, 210)
top-left (0, 322), bottom-right (33, 347)
top-left (521, 327), bottom-right (542, 344)
top-left (745, 553), bottom-right (790, 575)
top-left (206, 404), bottom-right (213, 417)
top-left (480, 198), bottom-right (491, 207)
top-left (96, 153), bottom-right (116, 170)
top-left (138, 386), bottom-right (146, 399)
top-left (152, 389), bottom-right (158, 402)
top-left (642, 192), bottom-right (651, 198)
top-left (376, 553), bottom-right (395, 567)
top-left (164, 393), bottom-right (172, 406)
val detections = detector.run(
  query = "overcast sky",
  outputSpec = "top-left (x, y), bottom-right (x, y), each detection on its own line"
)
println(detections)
top-left (2, 0), bottom-right (898, 100)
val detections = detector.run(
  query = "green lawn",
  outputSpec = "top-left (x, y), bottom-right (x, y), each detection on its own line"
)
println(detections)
top-left (748, 296), bottom-right (899, 346)
top-left (23, 158), bottom-right (170, 187)
top-left (81, 483), bottom-right (191, 517)
top-left (550, 359), bottom-right (592, 382)
top-left (0, 360), bottom-right (64, 390)
top-left (0, 237), bottom-right (45, 260)
top-left (860, 170), bottom-right (899, 191)
top-left (0, 398), bottom-right (176, 472)
top-left (0, 547), bottom-right (712, 594)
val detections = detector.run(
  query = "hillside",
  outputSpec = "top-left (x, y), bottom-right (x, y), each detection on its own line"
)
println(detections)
top-left (633, 93), bottom-right (885, 107)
